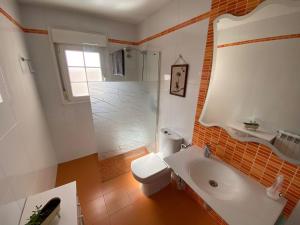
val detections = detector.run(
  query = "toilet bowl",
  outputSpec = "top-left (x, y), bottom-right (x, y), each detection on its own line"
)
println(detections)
top-left (131, 128), bottom-right (183, 196)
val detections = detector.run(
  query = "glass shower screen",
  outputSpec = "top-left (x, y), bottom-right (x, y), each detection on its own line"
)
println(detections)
top-left (88, 49), bottom-right (160, 158)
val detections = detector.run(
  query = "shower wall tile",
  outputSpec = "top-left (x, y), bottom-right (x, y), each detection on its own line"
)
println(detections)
top-left (89, 81), bottom-right (158, 154)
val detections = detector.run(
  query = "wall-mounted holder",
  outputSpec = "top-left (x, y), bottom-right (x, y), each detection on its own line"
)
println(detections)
top-left (274, 131), bottom-right (300, 160)
top-left (20, 56), bottom-right (35, 74)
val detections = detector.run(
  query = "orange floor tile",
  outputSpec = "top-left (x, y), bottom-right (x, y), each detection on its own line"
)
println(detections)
top-left (99, 147), bottom-right (148, 182)
top-left (56, 153), bottom-right (216, 225)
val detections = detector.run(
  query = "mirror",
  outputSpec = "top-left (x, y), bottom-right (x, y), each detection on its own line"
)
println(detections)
top-left (200, 0), bottom-right (300, 164)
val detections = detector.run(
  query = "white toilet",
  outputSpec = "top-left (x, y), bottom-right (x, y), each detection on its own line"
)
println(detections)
top-left (131, 128), bottom-right (183, 196)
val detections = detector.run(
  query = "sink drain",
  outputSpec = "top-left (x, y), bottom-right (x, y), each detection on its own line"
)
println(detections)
top-left (209, 180), bottom-right (218, 188)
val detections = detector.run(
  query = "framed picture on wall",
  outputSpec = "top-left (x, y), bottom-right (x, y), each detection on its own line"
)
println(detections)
top-left (170, 64), bottom-right (189, 97)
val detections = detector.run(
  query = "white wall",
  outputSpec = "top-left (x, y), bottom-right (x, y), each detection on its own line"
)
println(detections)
top-left (19, 4), bottom-right (138, 162)
top-left (0, 1), bottom-right (57, 224)
top-left (18, 0), bottom-right (212, 161)
top-left (138, 0), bottom-right (211, 144)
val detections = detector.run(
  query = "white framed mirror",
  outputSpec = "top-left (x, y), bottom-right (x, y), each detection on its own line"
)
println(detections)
top-left (200, 0), bottom-right (300, 165)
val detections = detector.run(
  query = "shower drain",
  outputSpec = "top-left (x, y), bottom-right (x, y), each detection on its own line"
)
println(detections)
top-left (209, 180), bottom-right (218, 188)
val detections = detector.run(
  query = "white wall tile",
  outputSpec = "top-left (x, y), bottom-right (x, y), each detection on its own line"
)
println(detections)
top-left (17, 0), bottom-right (211, 162)
top-left (138, 0), bottom-right (211, 145)
top-left (0, 1), bottom-right (57, 224)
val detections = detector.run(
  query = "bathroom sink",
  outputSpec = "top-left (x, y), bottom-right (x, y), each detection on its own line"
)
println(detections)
top-left (188, 158), bottom-right (242, 200)
top-left (165, 146), bottom-right (287, 225)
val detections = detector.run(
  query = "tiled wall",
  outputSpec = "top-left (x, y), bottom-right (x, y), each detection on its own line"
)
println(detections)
top-left (89, 81), bottom-right (158, 155)
top-left (88, 49), bottom-right (159, 156)
top-left (138, 0), bottom-right (211, 144)
top-left (19, 4), bottom-right (138, 162)
top-left (0, 1), bottom-right (57, 224)
top-left (192, 0), bottom-right (300, 222)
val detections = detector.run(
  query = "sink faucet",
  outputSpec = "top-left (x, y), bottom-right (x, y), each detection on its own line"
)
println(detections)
top-left (181, 143), bottom-right (192, 149)
top-left (204, 145), bottom-right (211, 158)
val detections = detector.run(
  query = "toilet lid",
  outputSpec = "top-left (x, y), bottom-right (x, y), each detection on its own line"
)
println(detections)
top-left (131, 153), bottom-right (168, 180)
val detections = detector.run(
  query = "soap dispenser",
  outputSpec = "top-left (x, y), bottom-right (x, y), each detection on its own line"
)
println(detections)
top-left (266, 175), bottom-right (284, 200)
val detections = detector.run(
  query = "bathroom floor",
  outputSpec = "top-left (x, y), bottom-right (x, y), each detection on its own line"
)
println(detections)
top-left (98, 147), bottom-right (148, 181)
top-left (56, 153), bottom-right (216, 225)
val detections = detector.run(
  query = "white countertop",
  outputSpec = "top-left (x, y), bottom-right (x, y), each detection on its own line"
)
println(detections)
top-left (19, 182), bottom-right (77, 225)
top-left (165, 146), bottom-right (286, 225)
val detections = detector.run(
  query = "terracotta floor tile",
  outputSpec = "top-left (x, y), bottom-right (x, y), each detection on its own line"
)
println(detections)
top-left (109, 205), bottom-right (138, 225)
top-left (127, 186), bottom-right (144, 203)
top-left (81, 197), bottom-right (108, 223)
top-left (57, 151), bottom-right (216, 225)
top-left (99, 147), bottom-right (148, 181)
top-left (103, 189), bottom-right (131, 215)
top-left (100, 173), bottom-right (138, 195)
top-left (109, 204), bottom-right (162, 225)
top-left (84, 216), bottom-right (110, 225)
top-left (77, 182), bottom-right (105, 203)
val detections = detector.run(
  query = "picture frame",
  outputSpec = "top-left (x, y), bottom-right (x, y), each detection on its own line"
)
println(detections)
top-left (170, 64), bottom-right (189, 97)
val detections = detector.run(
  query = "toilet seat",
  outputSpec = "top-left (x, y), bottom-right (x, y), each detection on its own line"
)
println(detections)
top-left (131, 153), bottom-right (169, 183)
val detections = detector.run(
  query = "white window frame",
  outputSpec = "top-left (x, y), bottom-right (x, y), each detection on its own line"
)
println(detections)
top-left (57, 44), bottom-right (104, 103)
top-left (0, 87), bottom-right (3, 103)
top-left (0, 67), bottom-right (8, 104)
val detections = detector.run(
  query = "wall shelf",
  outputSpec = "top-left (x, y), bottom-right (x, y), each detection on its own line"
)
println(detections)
top-left (228, 123), bottom-right (276, 143)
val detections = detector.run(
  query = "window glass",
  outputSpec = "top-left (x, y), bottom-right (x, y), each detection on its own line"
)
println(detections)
top-left (65, 50), bottom-right (84, 67)
top-left (68, 67), bottom-right (87, 82)
top-left (0, 92), bottom-right (3, 103)
top-left (84, 52), bottom-right (101, 67)
top-left (61, 46), bottom-right (102, 101)
top-left (86, 68), bottom-right (102, 81)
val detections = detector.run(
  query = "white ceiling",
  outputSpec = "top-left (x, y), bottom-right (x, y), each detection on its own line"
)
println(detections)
top-left (18, 0), bottom-right (172, 24)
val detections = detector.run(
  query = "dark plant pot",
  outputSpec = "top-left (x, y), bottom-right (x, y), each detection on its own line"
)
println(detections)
top-left (40, 197), bottom-right (61, 225)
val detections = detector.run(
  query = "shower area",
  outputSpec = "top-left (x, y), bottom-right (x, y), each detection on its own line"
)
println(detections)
top-left (87, 48), bottom-right (160, 158)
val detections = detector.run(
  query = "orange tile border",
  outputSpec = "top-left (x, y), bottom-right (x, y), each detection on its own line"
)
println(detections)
top-left (0, 7), bottom-right (48, 35)
top-left (4, 4), bottom-right (298, 49)
top-left (137, 11), bottom-right (211, 45)
top-left (107, 38), bottom-right (138, 46)
top-left (0, 7), bottom-right (23, 31)
top-left (218, 33), bottom-right (300, 48)
top-left (23, 28), bottom-right (49, 35)
top-left (0, 6), bottom-right (210, 45)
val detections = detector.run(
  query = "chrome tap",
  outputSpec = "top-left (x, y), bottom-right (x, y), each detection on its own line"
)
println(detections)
top-left (204, 145), bottom-right (211, 158)
top-left (181, 143), bottom-right (192, 149)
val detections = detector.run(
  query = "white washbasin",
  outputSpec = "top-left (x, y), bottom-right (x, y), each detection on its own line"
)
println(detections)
top-left (165, 146), bottom-right (286, 225)
top-left (189, 158), bottom-right (242, 200)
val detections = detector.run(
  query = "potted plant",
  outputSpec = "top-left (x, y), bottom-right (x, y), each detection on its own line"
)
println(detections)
top-left (25, 197), bottom-right (61, 225)
top-left (244, 120), bottom-right (260, 131)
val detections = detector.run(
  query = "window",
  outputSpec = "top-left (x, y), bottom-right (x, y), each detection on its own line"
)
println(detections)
top-left (57, 45), bottom-right (103, 102)
top-left (0, 92), bottom-right (3, 103)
